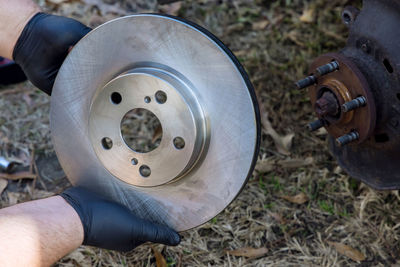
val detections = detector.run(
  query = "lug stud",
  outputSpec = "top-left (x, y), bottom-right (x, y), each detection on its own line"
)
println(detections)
top-left (295, 75), bottom-right (317, 89)
top-left (336, 131), bottom-right (359, 147)
top-left (342, 96), bottom-right (367, 113)
top-left (307, 119), bottom-right (325, 132)
top-left (316, 61), bottom-right (339, 76)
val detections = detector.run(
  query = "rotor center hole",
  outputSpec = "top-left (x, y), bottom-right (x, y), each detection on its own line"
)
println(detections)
top-left (121, 108), bottom-right (162, 153)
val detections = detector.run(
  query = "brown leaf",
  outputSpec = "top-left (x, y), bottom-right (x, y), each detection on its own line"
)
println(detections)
top-left (281, 192), bottom-right (309, 205)
top-left (0, 171), bottom-right (36, 181)
top-left (268, 212), bottom-right (286, 224)
top-left (328, 241), bottom-right (366, 262)
top-left (46, 0), bottom-right (69, 4)
top-left (260, 110), bottom-right (294, 155)
top-left (226, 247), bottom-right (268, 259)
top-left (159, 1), bottom-right (182, 16)
top-left (255, 157), bottom-right (313, 173)
top-left (286, 30), bottom-right (305, 47)
top-left (255, 158), bottom-right (274, 173)
top-left (252, 20), bottom-right (269, 30)
top-left (7, 192), bottom-right (23, 206)
top-left (64, 247), bottom-right (92, 266)
top-left (300, 7), bottom-right (315, 23)
top-left (82, 0), bottom-right (126, 15)
top-left (278, 157), bottom-right (314, 169)
top-left (152, 125), bottom-right (163, 143)
top-left (151, 246), bottom-right (167, 267)
top-left (233, 50), bottom-right (248, 57)
top-left (33, 190), bottom-right (55, 199)
top-left (0, 178), bottom-right (8, 195)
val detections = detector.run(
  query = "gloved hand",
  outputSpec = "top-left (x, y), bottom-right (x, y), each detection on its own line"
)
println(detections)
top-left (60, 187), bottom-right (181, 252)
top-left (13, 13), bottom-right (91, 95)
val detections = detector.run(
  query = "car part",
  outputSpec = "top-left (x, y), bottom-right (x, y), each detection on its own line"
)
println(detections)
top-left (50, 14), bottom-right (260, 231)
top-left (297, 0), bottom-right (400, 189)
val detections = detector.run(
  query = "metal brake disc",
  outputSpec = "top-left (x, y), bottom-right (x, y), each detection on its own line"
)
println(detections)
top-left (51, 14), bottom-right (260, 231)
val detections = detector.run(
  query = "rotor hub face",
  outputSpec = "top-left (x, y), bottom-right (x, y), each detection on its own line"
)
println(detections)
top-left (50, 15), bottom-right (260, 231)
top-left (89, 69), bottom-right (206, 187)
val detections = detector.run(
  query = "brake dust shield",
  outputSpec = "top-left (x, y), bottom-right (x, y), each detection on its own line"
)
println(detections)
top-left (50, 14), bottom-right (260, 231)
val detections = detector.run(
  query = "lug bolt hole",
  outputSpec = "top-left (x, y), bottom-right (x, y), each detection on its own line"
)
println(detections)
top-left (101, 137), bottom-right (113, 150)
top-left (139, 165), bottom-right (151, 177)
top-left (173, 137), bottom-right (185, 150)
top-left (131, 158), bottom-right (138, 165)
top-left (111, 92), bottom-right (122, 105)
top-left (144, 96), bottom-right (151, 103)
top-left (155, 90), bottom-right (167, 104)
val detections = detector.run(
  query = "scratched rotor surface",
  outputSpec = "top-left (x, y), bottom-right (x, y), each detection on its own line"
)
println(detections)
top-left (50, 14), bottom-right (260, 231)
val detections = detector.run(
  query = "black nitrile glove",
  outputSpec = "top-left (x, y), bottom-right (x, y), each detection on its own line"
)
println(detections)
top-left (0, 57), bottom-right (27, 86)
top-left (60, 187), bottom-right (181, 252)
top-left (13, 13), bottom-right (91, 95)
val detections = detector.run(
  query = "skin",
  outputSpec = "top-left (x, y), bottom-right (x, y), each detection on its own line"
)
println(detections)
top-left (0, 1), bottom-right (84, 266)
top-left (0, 196), bottom-right (84, 267)
top-left (0, 0), bottom-right (40, 59)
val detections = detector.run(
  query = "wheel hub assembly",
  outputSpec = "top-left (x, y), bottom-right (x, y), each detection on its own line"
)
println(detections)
top-left (297, 0), bottom-right (400, 189)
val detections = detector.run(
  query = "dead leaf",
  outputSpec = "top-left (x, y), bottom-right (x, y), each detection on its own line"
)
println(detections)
top-left (328, 241), bottom-right (366, 262)
top-left (233, 50), bottom-right (248, 57)
top-left (67, 250), bottom-right (85, 263)
top-left (286, 30), bottom-right (305, 47)
top-left (255, 157), bottom-right (313, 173)
top-left (82, 0), bottom-right (126, 15)
top-left (33, 190), bottom-right (55, 199)
top-left (315, 126), bottom-right (327, 136)
top-left (268, 212), bottom-right (286, 224)
top-left (300, 7), bottom-right (315, 23)
top-left (260, 110), bottom-right (294, 155)
top-left (252, 20), bottom-right (269, 30)
top-left (151, 246), bottom-right (167, 267)
top-left (7, 192), bottom-right (23, 206)
top-left (278, 157), bottom-right (314, 169)
top-left (152, 125), bottom-right (163, 143)
top-left (281, 192), bottom-right (309, 205)
top-left (159, 1), bottom-right (182, 16)
top-left (45, 0), bottom-right (69, 4)
top-left (0, 171), bottom-right (36, 180)
top-left (226, 23), bottom-right (245, 35)
top-left (0, 178), bottom-right (7, 194)
top-left (65, 248), bottom-right (92, 266)
top-left (334, 166), bottom-right (342, 174)
top-left (255, 158), bottom-right (274, 173)
top-left (226, 247), bottom-right (269, 259)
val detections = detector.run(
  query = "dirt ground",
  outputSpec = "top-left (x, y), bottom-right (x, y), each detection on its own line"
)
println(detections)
top-left (2, 0), bottom-right (400, 266)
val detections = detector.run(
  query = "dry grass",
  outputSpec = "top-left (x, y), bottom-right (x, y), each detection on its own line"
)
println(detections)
top-left (1, 0), bottom-right (400, 266)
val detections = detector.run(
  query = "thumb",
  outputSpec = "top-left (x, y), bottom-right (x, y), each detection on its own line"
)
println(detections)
top-left (135, 219), bottom-right (181, 246)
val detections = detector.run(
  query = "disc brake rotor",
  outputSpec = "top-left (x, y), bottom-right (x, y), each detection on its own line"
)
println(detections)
top-left (50, 14), bottom-right (260, 231)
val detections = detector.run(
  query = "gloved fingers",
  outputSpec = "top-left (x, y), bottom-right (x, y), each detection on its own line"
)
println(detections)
top-left (12, 13), bottom-right (91, 95)
top-left (135, 220), bottom-right (181, 247)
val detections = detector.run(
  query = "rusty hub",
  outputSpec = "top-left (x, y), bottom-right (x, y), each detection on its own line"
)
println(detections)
top-left (315, 91), bottom-right (339, 117)
top-left (297, 0), bottom-right (400, 189)
top-left (309, 53), bottom-right (376, 144)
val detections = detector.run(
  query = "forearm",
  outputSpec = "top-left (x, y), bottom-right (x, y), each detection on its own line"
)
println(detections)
top-left (0, 196), bottom-right (84, 267)
top-left (0, 0), bottom-right (40, 59)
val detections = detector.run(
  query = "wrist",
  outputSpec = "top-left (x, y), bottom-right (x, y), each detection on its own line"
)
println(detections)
top-left (56, 196), bottom-right (85, 246)
top-left (0, 0), bottom-right (41, 59)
